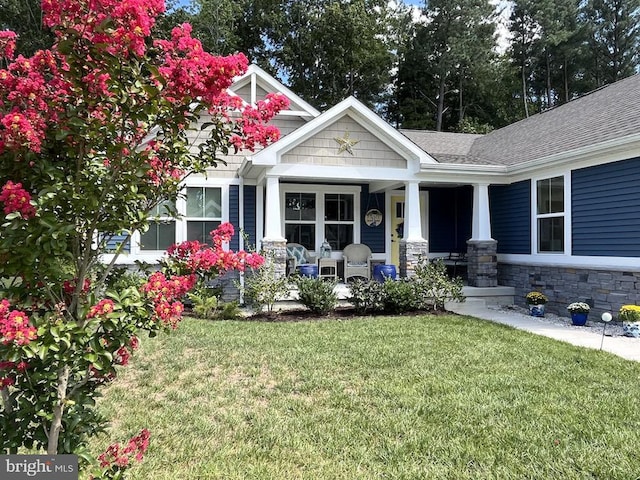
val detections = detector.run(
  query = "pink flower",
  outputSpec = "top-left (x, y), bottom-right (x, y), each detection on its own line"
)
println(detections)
top-left (0, 31), bottom-right (17, 59)
top-left (87, 299), bottom-right (115, 319)
top-left (0, 181), bottom-right (36, 219)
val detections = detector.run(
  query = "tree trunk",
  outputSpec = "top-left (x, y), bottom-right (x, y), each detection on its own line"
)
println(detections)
top-left (436, 79), bottom-right (446, 132)
top-left (546, 49), bottom-right (552, 108)
top-left (458, 74), bottom-right (464, 125)
top-left (47, 365), bottom-right (70, 455)
top-left (521, 60), bottom-right (529, 118)
top-left (564, 57), bottom-right (569, 104)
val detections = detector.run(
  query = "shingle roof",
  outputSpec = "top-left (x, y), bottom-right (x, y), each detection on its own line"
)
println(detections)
top-left (399, 130), bottom-right (486, 164)
top-left (402, 74), bottom-right (640, 166)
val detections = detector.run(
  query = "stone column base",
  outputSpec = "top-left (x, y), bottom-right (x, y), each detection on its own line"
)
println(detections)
top-left (467, 240), bottom-right (498, 287)
top-left (400, 240), bottom-right (429, 278)
top-left (261, 238), bottom-right (287, 278)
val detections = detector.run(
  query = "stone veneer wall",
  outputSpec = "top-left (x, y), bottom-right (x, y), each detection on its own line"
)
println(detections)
top-left (261, 239), bottom-right (288, 278)
top-left (467, 240), bottom-right (498, 287)
top-left (399, 240), bottom-right (429, 278)
top-left (498, 263), bottom-right (640, 319)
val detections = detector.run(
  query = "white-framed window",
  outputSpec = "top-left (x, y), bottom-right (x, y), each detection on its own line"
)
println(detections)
top-left (284, 192), bottom-right (316, 250)
top-left (282, 185), bottom-right (360, 252)
top-left (139, 200), bottom-right (176, 251)
top-left (324, 193), bottom-right (355, 250)
top-left (185, 186), bottom-right (222, 245)
top-left (535, 175), bottom-right (565, 253)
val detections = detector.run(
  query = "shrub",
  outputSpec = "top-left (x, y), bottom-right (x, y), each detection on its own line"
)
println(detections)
top-left (217, 301), bottom-right (243, 320)
top-left (187, 285), bottom-right (221, 320)
top-left (382, 278), bottom-right (419, 313)
top-left (348, 279), bottom-right (386, 314)
top-left (413, 258), bottom-right (465, 311)
top-left (240, 254), bottom-right (290, 314)
top-left (294, 276), bottom-right (338, 315)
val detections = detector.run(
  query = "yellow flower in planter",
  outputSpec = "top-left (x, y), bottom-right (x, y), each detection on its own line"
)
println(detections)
top-left (525, 291), bottom-right (548, 305)
top-left (619, 305), bottom-right (640, 323)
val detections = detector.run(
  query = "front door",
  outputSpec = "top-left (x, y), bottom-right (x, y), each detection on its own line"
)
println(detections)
top-left (390, 195), bottom-right (405, 266)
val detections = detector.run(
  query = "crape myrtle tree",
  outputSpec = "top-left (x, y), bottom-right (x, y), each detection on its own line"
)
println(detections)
top-left (0, 0), bottom-right (286, 477)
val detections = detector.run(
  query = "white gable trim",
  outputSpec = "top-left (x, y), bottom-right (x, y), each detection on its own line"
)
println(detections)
top-left (252, 96), bottom-right (437, 171)
top-left (231, 65), bottom-right (320, 118)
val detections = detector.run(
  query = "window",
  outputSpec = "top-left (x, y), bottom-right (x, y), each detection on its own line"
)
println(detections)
top-left (536, 176), bottom-right (564, 252)
top-left (186, 187), bottom-right (222, 245)
top-left (285, 193), bottom-right (316, 250)
top-left (139, 201), bottom-right (176, 251)
top-left (324, 193), bottom-right (354, 250)
top-left (283, 186), bottom-right (360, 252)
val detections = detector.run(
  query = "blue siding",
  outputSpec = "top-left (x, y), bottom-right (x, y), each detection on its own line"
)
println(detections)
top-left (572, 156), bottom-right (640, 256)
top-left (360, 185), bottom-right (385, 253)
top-left (103, 233), bottom-right (130, 253)
top-left (428, 186), bottom-right (472, 253)
top-left (489, 181), bottom-right (531, 254)
top-left (243, 185), bottom-right (257, 249)
top-left (229, 185), bottom-right (240, 251)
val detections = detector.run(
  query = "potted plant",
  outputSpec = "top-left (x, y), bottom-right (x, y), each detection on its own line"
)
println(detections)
top-left (619, 305), bottom-right (640, 337)
top-left (567, 302), bottom-right (590, 326)
top-left (525, 291), bottom-right (548, 317)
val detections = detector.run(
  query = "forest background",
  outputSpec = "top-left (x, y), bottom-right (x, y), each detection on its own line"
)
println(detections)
top-left (2, 0), bottom-right (639, 133)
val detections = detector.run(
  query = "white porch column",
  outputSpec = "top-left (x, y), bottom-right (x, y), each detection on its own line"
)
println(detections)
top-left (263, 175), bottom-right (285, 241)
top-left (467, 182), bottom-right (498, 287)
top-left (400, 181), bottom-right (428, 278)
top-left (261, 175), bottom-right (287, 278)
top-left (403, 181), bottom-right (425, 241)
top-left (471, 183), bottom-right (493, 241)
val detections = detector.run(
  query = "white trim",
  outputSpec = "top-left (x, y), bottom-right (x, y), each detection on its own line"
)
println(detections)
top-left (531, 173), bottom-right (570, 255)
top-left (280, 184), bottom-right (362, 253)
top-left (252, 97), bottom-right (434, 170)
top-left (267, 163), bottom-right (418, 182)
top-left (105, 185), bottom-right (228, 264)
top-left (232, 65), bottom-right (320, 118)
top-left (499, 254), bottom-right (640, 271)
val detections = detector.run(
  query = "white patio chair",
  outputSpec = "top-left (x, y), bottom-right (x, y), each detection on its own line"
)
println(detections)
top-left (343, 243), bottom-right (372, 281)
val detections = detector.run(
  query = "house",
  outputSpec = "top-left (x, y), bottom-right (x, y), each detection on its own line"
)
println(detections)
top-left (108, 65), bottom-right (640, 316)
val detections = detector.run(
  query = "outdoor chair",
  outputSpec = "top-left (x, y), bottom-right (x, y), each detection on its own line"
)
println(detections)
top-left (286, 243), bottom-right (316, 276)
top-left (342, 243), bottom-right (372, 281)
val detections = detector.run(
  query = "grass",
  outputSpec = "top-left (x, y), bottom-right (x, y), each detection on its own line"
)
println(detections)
top-left (93, 314), bottom-right (640, 479)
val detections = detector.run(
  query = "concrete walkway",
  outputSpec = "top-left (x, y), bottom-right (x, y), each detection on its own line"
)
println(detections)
top-left (447, 301), bottom-right (640, 362)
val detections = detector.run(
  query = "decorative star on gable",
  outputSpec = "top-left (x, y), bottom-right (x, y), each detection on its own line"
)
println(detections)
top-left (334, 131), bottom-right (359, 155)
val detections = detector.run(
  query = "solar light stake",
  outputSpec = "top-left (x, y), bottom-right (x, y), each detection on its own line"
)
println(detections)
top-left (600, 312), bottom-right (613, 350)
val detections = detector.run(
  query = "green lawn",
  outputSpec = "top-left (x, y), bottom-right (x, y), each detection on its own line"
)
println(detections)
top-left (94, 315), bottom-right (640, 479)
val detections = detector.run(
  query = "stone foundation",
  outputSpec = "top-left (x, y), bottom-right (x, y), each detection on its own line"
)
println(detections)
top-left (399, 240), bottom-right (429, 278)
top-left (261, 238), bottom-right (288, 278)
top-left (498, 263), bottom-right (640, 319)
top-left (467, 240), bottom-right (498, 287)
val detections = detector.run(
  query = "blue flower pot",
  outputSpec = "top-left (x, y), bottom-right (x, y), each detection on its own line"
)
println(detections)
top-left (623, 323), bottom-right (640, 338)
top-left (298, 264), bottom-right (318, 278)
top-left (373, 264), bottom-right (397, 283)
top-left (571, 312), bottom-right (588, 326)
top-left (529, 304), bottom-right (545, 317)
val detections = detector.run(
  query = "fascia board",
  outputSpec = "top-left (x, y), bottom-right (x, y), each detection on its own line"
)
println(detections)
top-left (267, 163), bottom-right (418, 182)
top-left (253, 96), bottom-right (433, 169)
top-left (235, 65), bottom-right (321, 118)
top-left (505, 133), bottom-right (640, 182)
